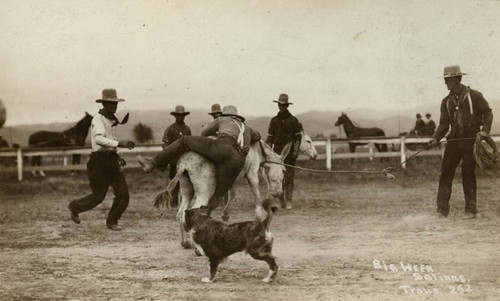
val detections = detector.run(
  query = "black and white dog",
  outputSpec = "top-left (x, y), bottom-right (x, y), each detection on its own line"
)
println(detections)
top-left (184, 199), bottom-right (279, 283)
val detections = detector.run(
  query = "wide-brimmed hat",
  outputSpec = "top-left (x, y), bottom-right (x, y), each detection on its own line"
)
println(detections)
top-left (273, 93), bottom-right (293, 105)
top-left (443, 65), bottom-right (468, 78)
top-left (170, 105), bottom-right (190, 116)
top-left (95, 89), bottom-right (125, 103)
top-left (220, 105), bottom-right (245, 122)
top-left (208, 104), bottom-right (222, 116)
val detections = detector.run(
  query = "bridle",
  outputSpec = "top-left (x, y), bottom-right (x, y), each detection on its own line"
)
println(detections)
top-left (259, 140), bottom-right (269, 167)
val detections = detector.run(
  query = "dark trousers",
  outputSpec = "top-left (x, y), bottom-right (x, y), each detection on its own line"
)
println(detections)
top-left (169, 158), bottom-right (180, 206)
top-left (437, 140), bottom-right (477, 215)
top-left (273, 143), bottom-right (297, 203)
top-left (153, 136), bottom-right (246, 208)
top-left (282, 155), bottom-right (297, 202)
top-left (69, 152), bottom-right (129, 225)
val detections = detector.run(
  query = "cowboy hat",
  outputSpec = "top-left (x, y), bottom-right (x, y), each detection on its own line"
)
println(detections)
top-left (208, 103), bottom-right (222, 116)
top-left (95, 89), bottom-right (125, 103)
top-left (442, 65), bottom-right (468, 78)
top-left (220, 105), bottom-right (245, 122)
top-left (273, 93), bottom-right (293, 105)
top-left (170, 105), bottom-right (190, 116)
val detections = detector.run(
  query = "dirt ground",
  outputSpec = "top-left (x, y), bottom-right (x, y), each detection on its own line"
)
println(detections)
top-left (1, 158), bottom-right (499, 301)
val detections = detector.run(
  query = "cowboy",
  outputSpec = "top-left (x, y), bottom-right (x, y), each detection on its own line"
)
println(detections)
top-left (68, 89), bottom-right (135, 231)
top-left (412, 113), bottom-right (426, 135)
top-left (429, 66), bottom-right (493, 219)
top-left (423, 113), bottom-right (436, 136)
top-left (208, 103), bottom-right (222, 120)
top-left (137, 105), bottom-right (261, 211)
top-left (162, 105), bottom-right (192, 207)
top-left (163, 105), bottom-right (191, 148)
top-left (266, 93), bottom-right (301, 210)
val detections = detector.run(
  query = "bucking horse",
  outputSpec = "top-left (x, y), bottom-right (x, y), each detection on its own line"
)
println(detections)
top-left (153, 140), bottom-right (292, 249)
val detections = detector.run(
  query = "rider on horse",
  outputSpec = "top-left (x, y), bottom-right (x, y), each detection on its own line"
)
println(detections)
top-left (138, 105), bottom-right (261, 210)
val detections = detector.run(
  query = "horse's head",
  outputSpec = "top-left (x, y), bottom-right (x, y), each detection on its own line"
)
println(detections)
top-left (334, 112), bottom-right (348, 127)
top-left (260, 141), bottom-right (291, 199)
top-left (66, 113), bottom-right (93, 145)
top-left (300, 131), bottom-right (317, 160)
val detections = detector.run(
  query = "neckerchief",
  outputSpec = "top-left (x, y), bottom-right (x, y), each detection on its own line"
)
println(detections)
top-left (448, 84), bottom-right (470, 135)
top-left (277, 110), bottom-right (292, 120)
top-left (99, 109), bottom-right (129, 127)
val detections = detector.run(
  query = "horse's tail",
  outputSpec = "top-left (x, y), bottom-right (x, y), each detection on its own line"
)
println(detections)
top-left (153, 166), bottom-right (184, 209)
top-left (257, 198), bottom-right (279, 230)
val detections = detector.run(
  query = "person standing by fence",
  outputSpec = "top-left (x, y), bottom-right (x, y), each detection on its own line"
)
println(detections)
top-left (423, 113), bottom-right (436, 136)
top-left (266, 93), bottom-right (301, 210)
top-left (162, 105), bottom-right (192, 207)
top-left (68, 89), bottom-right (135, 231)
top-left (429, 66), bottom-right (493, 219)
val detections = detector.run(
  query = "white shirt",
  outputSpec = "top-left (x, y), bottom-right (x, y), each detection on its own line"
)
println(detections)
top-left (91, 114), bottom-right (119, 152)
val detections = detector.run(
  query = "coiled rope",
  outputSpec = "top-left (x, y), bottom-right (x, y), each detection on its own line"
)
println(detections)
top-left (265, 133), bottom-right (498, 179)
top-left (473, 134), bottom-right (498, 173)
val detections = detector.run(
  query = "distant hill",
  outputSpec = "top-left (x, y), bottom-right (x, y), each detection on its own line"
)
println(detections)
top-left (2, 103), bottom-right (499, 146)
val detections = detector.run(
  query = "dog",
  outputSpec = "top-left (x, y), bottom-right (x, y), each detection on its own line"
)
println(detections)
top-left (184, 198), bottom-right (279, 283)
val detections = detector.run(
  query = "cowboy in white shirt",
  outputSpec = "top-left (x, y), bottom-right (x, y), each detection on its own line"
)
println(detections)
top-left (68, 89), bottom-right (135, 231)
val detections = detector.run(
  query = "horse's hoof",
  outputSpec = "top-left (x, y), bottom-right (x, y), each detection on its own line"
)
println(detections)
top-left (194, 248), bottom-right (202, 256)
top-left (181, 241), bottom-right (192, 249)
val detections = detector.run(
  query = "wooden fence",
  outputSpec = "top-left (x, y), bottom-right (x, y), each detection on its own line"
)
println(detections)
top-left (1, 135), bottom-right (499, 181)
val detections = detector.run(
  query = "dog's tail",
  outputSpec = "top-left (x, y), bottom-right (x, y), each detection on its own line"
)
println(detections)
top-left (258, 198), bottom-right (279, 230)
top-left (153, 167), bottom-right (184, 209)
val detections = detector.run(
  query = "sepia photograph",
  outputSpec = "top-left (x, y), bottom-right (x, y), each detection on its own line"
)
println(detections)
top-left (0, 0), bottom-right (499, 300)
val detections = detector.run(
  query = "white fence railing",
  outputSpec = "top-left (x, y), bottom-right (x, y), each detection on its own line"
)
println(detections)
top-left (1, 136), bottom-right (499, 181)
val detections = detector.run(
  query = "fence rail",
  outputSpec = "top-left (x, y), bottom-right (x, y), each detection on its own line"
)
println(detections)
top-left (1, 135), bottom-right (499, 181)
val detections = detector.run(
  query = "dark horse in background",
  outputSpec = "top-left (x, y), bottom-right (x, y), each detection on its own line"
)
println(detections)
top-left (28, 113), bottom-right (93, 176)
top-left (334, 112), bottom-right (389, 162)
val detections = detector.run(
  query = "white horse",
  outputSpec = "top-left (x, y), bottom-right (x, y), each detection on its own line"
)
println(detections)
top-left (153, 140), bottom-right (291, 249)
top-left (299, 131), bottom-right (318, 160)
top-left (222, 131), bottom-right (317, 216)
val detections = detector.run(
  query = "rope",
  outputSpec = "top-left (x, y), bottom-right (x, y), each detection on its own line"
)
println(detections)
top-left (264, 133), bottom-right (498, 180)
top-left (473, 134), bottom-right (498, 173)
top-left (267, 161), bottom-right (397, 180)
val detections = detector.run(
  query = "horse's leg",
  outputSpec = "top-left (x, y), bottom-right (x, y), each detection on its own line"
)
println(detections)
top-left (72, 154), bottom-right (81, 165)
top-left (221, 188), bottom-right (234, 222)
top-left (246, 172), bottom-right (266, 221)
top-left (374, 143), bottom-right (389, 162)
top-left (349, 143), bottom-right (356, 164)
top-left (259, 167), bottom-right (270, 197)
top-left (70, 154), bottom-right (81, 175)
top-left (31, 156), bottom-right (39, 177)
top-left (178, 175), bottom-right (194, 249)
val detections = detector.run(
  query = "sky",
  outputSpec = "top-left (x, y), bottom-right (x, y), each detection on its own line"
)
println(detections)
top-left (0, 0), bottom-right (499, 126)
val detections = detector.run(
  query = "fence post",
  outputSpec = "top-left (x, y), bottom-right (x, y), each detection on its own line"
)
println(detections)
top-left (17, 148), bottom-right (23, 181)
top-left (400, 136), bottom-right (406, 169)
top-left (326, 136), bottom-right (332, 171)
top-left (369, 144), bottom-right (374, 161)
top-left (63, 156), bottom-right (68, 166)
